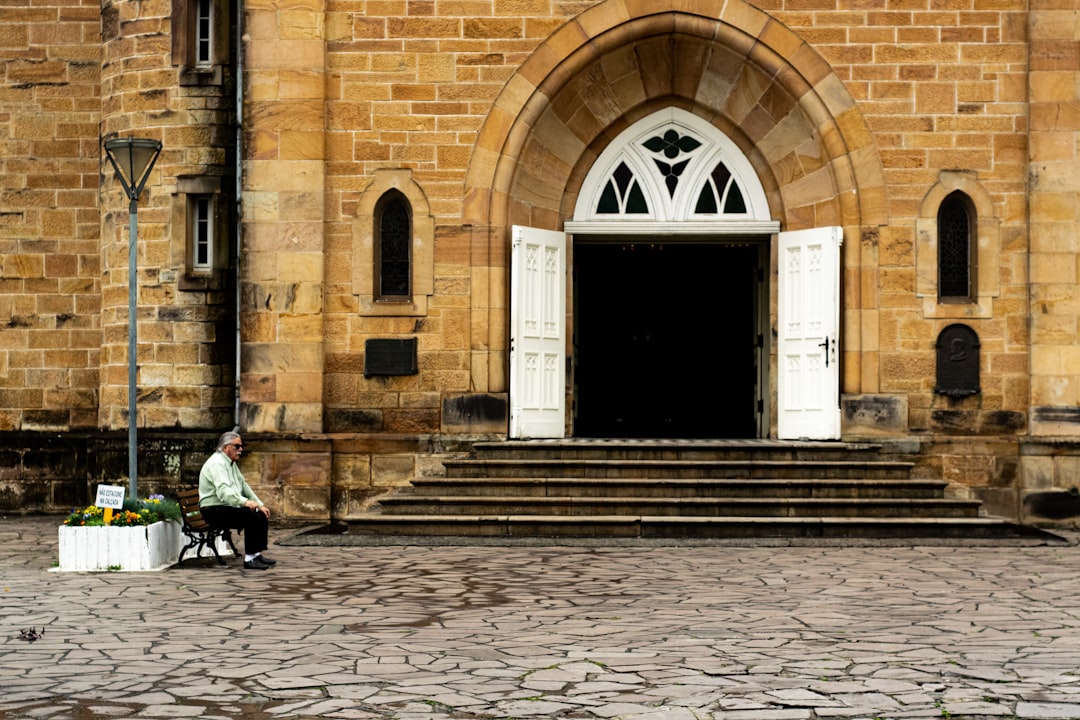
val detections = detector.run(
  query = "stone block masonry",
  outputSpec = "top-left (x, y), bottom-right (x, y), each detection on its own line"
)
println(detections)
top-left (0, 0), bottom-right (102, 433)
top-left (1, 0), bottom-right (1080, 526)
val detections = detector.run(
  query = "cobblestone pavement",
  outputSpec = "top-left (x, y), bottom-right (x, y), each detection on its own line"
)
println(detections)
top-left (4, 516), bottom-right (1080, 720)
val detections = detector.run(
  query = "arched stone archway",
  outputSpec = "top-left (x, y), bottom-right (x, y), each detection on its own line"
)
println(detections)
top-left (465, 0), bottom-right (887, 403)
top-left (464, 0), bottom-right (885, 232)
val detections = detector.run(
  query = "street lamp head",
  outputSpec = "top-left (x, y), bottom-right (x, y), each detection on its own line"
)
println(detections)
top-left (104, 137), bottom-right (163, 202)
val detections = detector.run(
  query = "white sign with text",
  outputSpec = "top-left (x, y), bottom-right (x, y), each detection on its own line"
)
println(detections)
top-left (95, 484), bottom-right (126, 509)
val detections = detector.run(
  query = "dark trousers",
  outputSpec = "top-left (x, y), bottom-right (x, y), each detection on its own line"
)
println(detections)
top-left (200, 505), bottom-right (269, 556)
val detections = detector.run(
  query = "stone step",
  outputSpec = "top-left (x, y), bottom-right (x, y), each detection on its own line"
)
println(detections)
top-left (444, 458), bottom-right (916, 480)
top-left (468, 439), bottom-right (901, 462)
top-left (374, 496), bottom-right (982, 518)
top-left (405, 477), bottom-right (949, 499)
top-left (345, 440), bottom-right (1049, 541)
top-left (343, 514), bottom-right (1037, 540)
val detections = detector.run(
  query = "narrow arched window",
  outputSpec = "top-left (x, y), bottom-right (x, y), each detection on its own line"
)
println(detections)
top-left (375, 191), bottom-right (411, 300)
top-left (938, 191), bottom-right (976, 302)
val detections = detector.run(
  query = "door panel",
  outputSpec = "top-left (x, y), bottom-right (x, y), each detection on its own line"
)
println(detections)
top-left (777, 227), bottom-right (842, 439)
top-left (510, 225), bottom-right (567, 438)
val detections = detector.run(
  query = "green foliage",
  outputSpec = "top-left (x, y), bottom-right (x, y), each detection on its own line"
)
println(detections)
top-left (63, 493), bottom-right (181, 527)
top-left (126, 494), bottom-right (181, 522)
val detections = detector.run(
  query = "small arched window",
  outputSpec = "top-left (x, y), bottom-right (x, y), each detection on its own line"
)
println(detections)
top-left (938, 191), bottom-right (976, 302)
top-left (375, 191), bottom-right (411, 301)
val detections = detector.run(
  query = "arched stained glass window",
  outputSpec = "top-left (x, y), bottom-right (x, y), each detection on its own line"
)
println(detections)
top-left (938, 191), bottom-right (975, 301)
top-left (694, 162), bottom-right (746, 215)
top-left (596, 162), bottom-right (649, 214)
top-left (376, 191), bottom-right (411, 300)
top-left (571, 108), bottom-right (774, 229)
top-left (583, 116), bottom-right (763, 222)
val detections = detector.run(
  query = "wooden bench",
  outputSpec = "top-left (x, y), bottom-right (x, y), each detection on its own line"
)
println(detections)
top-left (177, 487), bottom-right (240, 565)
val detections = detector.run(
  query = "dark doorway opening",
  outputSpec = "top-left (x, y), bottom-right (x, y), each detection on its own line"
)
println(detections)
top-left (573, 240), bottom-right (760, 439)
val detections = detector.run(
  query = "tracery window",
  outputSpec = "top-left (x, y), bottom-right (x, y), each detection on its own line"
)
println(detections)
top-left (937, 191), bottom-right (976, 302)
top-left (597, 162), bottom-right (649, 214)
top-left (695, 162), bottom-right (746, 215)
top-left (574, 109), bottom-right (767, 226)
top-left (376, 191), bottom-right (411, 300)
top-left (591, 126), bottom-right (751, 219)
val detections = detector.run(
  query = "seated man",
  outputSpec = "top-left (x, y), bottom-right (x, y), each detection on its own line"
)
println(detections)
top-left (199, 431), bottom-right (276, 570)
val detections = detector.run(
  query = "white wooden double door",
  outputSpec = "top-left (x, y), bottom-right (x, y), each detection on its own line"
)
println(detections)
top-left (509, 225), bottom-right (842, 440)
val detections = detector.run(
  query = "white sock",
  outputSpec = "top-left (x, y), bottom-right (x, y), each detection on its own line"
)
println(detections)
top-left (245, 554), bottom-right (256, 561)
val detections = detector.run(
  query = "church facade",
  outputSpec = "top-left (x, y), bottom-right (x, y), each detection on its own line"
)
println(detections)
top-left (2, 0), bottom-right (1079, 526)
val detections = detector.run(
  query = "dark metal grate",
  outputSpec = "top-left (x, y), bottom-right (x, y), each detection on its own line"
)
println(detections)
top-left (379, 196), bottom-right (411, 297)
top-left (938, 192), bottom-right (973, 299)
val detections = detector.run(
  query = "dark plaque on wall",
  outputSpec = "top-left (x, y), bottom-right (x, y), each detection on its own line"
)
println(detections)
top-left (935, 324), bottom-right (979, 397)
top-left (364, 338), bottom-right (418, 377)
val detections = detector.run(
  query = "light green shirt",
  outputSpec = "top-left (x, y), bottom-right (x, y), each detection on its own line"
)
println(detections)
top-left (198, 450), bottom-right (263, 508)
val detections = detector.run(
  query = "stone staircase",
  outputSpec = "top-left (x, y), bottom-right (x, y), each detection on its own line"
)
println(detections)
top-left (343, 439), bottom-right (1051, 541)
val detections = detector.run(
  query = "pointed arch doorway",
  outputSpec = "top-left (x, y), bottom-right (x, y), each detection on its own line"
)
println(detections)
top-left (509, 109), bottom-right (843, 441)
top-left (487, 2), bottom-right (882, 442)
top-left (566, 109), bottom-right (778, 439)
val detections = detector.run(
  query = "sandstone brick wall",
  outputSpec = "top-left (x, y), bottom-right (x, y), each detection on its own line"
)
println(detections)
top-left (0, 0), bottom-right (1050, 443)
top-left (314, 0), bottom-right (603, 432)
top-left (0, 0), bottom-right (102, 432)
top-left (791, 2), bottom-right (1029, 437)
top-left (1016, 1), bottom-right (1080, 518)
top-left (311, 0), bottom-right (1035, 441)
top-left (5, 0), bottom-right (1080, 521)
top-left (239, 0), bottom-right (327, 434)
top-left (1028, 2), bottom-right (1080, 434)
top-left (99, 0), bottom-right (237, 433)
top-left (0, 0), bottom-right (238, 435)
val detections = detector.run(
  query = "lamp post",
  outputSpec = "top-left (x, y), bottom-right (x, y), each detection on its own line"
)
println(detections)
top-left (104, 137), bottom-right (162, 501)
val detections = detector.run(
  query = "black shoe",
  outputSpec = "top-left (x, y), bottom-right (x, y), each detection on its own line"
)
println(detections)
top-left (256, 554), bottom-right (277, 566)
top-left (243, 557), bottom-right (272, 570)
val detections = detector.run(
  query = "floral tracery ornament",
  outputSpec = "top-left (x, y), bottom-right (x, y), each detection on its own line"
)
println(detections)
top-left (643, 128), bottom-right (703, 158)
top-left (642, 129), bottom-right (702, 197)
top-left (593, 124), bottom-right (750, 217)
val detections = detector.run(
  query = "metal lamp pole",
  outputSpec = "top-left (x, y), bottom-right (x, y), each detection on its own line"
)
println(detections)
top-left (103, 137), bottom-right (162, 501)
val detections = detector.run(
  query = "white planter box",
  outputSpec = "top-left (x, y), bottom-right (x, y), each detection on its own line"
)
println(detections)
top-left (58, 521), bottom-right (182, 572)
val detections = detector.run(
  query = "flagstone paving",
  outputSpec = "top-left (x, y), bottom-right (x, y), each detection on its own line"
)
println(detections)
top-left (3, 515), bottom-right (1080, 719)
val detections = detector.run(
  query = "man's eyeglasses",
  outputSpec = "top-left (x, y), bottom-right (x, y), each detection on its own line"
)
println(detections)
top-left (227, 444), bottom-right (243, 450)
